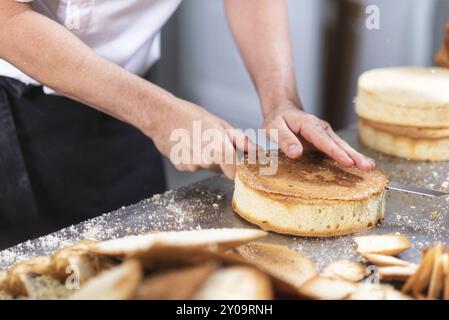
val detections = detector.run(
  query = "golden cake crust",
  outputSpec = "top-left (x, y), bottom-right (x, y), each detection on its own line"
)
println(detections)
top-left (237, 152), bottom-right (388, 202)
top-left (359, 118), bottom-right (449, 140)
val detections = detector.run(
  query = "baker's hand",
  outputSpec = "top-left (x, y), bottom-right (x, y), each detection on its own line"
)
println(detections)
top-left (146, 97), bottom-right (255, 179)
top-left (435, 23), bottom-right (449, 68)
top-left (263, 102), bottom-right (375, 171)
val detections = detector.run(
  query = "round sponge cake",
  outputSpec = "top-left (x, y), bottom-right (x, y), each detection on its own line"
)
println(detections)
top-left (355, 67), bottom-right (449, 161)
top-left (232, 152), bottom-right (388, 237)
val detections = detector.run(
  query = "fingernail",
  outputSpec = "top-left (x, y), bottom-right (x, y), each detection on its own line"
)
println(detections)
top-left (362, 158), bottom-right (375, 170)
top-left (287, 144), bottom-right (301, 157)
top-left (346, 158), bottom-right (355, 167)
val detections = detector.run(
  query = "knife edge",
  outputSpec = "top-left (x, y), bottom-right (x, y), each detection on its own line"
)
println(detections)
top-left (387, 182), bottom-right (449, 198)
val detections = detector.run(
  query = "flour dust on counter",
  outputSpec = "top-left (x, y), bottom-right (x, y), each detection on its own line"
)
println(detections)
top-left (1, 127), bottom-right (448, 272)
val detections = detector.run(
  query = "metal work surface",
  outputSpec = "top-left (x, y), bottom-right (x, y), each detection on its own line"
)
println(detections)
top-left (1, 126), bottom-right (448, 270)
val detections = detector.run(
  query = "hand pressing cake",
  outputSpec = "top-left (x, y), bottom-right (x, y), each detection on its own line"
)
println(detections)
top-left (355, 67), bottom-right (449, 161)
top-left (232, 151), bottom-right (388, 237)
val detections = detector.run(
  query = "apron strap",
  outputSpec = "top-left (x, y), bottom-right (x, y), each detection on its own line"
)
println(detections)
top-left (0, 78), bottom-right (40, 229)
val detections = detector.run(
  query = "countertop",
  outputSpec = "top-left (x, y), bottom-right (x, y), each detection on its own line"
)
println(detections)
top-left (1, 126), bottom-right (448, 270)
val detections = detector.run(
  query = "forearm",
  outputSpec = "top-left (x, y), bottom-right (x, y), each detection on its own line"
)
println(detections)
top-left (224, 0), bottom-right (301, 114)
top-left (0, 8), bottom-right (175, 136)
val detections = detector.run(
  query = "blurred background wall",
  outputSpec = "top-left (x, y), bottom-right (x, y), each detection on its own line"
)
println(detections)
top-left (149, 0), bottom-right (448, 188)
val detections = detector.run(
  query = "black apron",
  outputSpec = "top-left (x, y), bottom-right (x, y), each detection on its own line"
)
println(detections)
top-left (0, 77), bottom-right (166, 249)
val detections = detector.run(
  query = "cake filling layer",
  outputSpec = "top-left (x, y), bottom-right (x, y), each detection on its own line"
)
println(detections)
top-left (359, 118), bottom-right (449, 140)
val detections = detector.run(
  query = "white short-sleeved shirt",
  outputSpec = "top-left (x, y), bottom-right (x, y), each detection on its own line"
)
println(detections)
top-left (0, 0), bottom-right (182, 94)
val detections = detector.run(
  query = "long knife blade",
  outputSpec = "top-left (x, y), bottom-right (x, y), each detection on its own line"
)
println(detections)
top-left (387, 182), bottom-right (449, 197)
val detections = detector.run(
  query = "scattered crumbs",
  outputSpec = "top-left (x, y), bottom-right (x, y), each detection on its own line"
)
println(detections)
top-left (1, 132), bottom-right (448, 271)
top-left (415, 242), bottom-right (424, 249)
top-left (41, 235), bottom-right (59, 248)
top-left (0, 250), bottom-right (16, 266)
top-left (212, 203), bottom-right (219, 208)
top-left (81, 222), bottom-right (117, 240)
top-left (431, 211), bottom-right (439, 219)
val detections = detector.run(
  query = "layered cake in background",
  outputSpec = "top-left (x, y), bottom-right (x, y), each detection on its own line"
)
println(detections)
top-left (355, 67), bottom-right (449, 161)
top-left (232, 151), bottom-right (388, 237)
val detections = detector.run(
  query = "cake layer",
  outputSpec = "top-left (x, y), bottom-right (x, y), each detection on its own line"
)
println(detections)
top-left (355, 67), bottom-right (449, 128)
top-left (233, 176), bottom-right (386, 237)
top-left (232, 151), bottom-right (388, 237)
top-left (359, 120), bottom-right (449, 161)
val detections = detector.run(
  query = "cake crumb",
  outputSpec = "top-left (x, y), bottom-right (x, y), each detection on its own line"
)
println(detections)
top-left (431, 211), bottom-right (439, 219)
